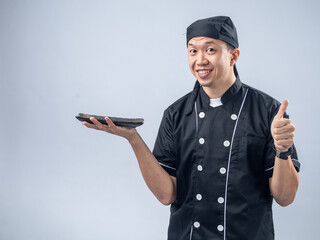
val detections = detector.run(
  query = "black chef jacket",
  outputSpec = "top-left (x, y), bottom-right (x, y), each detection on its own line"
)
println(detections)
top-left (153, 76), bottom-right (300, 240)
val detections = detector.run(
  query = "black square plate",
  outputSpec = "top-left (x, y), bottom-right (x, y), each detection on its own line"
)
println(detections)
top-left (75, 113), bottom-right (144, 128)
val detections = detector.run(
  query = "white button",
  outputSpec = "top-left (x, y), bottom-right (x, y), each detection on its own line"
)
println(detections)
top-left (217, 225), bottom-right (224, 231)
top-left (223, 140), bottom-right (230, 147)
top-left (199, 112), bottom-right (205, 118)
top-left (199, 138), bottom-right (205, 144)
top-left (231, 114), bottom-right (237, 120)
top-left (197, 165), bottom-right (203, 171)
top-left (220, 167), bottom-right (226, 174)
top-left (194, 221), bottom-right (200, 228)
top-left (218, 197), bottom-right (224, 204)
top-left (196, 194), bottom-right (202, 201)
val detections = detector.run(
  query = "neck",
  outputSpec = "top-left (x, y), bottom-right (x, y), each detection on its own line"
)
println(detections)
top-left (202, 74), bottom-right (236, 99)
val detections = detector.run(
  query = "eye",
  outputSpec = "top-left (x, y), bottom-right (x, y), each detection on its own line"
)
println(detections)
top-left (189, 49), bottom-right (197, 54)
top-left (207, 48), bottom-right (215, 52)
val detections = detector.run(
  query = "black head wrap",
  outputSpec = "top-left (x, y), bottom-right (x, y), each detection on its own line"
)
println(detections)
top-left (186, 16), bottom-right (239, 76)
top-left (186, 16), bottom-right (239, 48)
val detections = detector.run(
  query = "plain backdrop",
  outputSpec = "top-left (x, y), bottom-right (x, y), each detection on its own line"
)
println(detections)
top-left (1, 0), bottom-right (319, 239)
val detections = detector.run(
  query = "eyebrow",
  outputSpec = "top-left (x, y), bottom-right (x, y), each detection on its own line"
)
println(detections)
top-left (188, 41), bottom-right (217, 47)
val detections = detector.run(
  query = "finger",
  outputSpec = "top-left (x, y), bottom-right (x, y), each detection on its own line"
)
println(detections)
top-left (273, 123), bottom-right (294, 134)
top-left (105, 117), bottom-right (116, 127)
top-left (273, 118), bottom-right (292, 128)
top-left (275, 100), bottom-right (289, 119)
top-left (274, 143), bottom-right (290, 153)
top-left (90, 117), bottom-right (107, 130)
top-left (82, 121), bottom-right (99, 130)
top-left (275, 138), bottom-right (294, 148)
top-left (273, 131), bottom-right (294, 141)
top-left (274, 141), bottom-right (289, 152)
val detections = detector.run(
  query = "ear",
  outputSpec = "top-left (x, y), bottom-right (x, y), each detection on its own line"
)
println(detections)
top-left (230, 48), bottom-right (240, 66)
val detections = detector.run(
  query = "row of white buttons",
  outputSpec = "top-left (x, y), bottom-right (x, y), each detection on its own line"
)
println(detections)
top-left (195, 164), bottom-right (225, 230)
top-left (193, 221), bottom-right (224, 232)
top-left (199, 138), bottom-right (230, 147)
top-left (199, 112), bottom-right (237, 121)
top-left (197, 165), bottom-right (226, 174)
top-left (195, 194), bottom-right (224, 204)
top-left (195, 111), bottom-right (229, 233)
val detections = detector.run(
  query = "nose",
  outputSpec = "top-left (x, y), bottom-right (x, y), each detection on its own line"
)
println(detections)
top-left (197, 52), bottom-right (208, 65)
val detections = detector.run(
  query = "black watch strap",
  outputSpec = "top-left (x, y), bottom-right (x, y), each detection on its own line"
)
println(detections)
top-left (276, 147), bottom-right (292, 160)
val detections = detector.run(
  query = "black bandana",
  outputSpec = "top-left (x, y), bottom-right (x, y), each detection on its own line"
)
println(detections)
top-left (186, 16), bottom-right (239, 48)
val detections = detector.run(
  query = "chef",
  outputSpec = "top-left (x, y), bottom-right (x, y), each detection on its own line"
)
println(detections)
top-left (83, 16), bottom-right (300, 240)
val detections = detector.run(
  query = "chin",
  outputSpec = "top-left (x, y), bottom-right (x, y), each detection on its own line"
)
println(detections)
top-left (197, 79), bottom-right (215, 87)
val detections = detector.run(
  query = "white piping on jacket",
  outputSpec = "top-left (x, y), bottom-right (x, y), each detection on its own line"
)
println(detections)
top-left (223, 88), bottom-right (249, 240)
top-left (189, 102), bottom-right (198, 240)
top-left (195, 102), bottom-right (199, 133)
top-left (189, 225), bottom-right (193, 240)
top-left (159, 162), bottom-right (176, 170)
top-left (265, 166), bottom-right (274, 172)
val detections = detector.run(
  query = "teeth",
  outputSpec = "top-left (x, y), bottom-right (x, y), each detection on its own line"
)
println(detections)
top-left (199, 70), bottom-right (210, 74)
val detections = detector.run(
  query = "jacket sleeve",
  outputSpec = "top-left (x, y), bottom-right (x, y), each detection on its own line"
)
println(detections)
top-left (153, 109), bottom-right (177, 177)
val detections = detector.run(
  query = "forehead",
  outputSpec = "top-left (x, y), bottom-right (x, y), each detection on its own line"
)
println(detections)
top-left (188, 36), bottom-right (227, 48)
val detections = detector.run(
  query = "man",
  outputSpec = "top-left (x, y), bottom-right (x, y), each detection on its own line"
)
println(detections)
top-left (83, 16), bottom-right (300, 240)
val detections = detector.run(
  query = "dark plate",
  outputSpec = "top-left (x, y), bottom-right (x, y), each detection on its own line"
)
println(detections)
top-left (76, 113), bottom-right (144, 128)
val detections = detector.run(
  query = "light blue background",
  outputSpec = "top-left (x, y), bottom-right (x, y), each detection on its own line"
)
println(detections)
top-left (1, 0), bottom-right (319, 239)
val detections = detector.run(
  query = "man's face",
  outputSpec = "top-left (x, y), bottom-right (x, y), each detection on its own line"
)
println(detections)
top-left (188, 36), bottom-right (235, 89)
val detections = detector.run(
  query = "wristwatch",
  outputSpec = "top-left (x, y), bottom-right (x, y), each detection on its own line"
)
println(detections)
top-left (275, 147), bottom-right (293, 160)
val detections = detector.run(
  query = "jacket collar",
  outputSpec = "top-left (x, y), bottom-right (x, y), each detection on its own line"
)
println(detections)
top-left (185, 76), bottom-right (242, 115)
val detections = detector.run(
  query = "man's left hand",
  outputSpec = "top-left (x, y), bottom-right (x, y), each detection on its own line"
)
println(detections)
top-left (271, 100), bottom-right (295, 152)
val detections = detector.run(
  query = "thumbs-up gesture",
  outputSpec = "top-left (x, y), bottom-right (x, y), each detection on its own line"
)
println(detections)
top-left (271, 100), bottom-right (295, 153)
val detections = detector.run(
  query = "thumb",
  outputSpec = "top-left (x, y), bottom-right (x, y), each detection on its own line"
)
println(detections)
top-left (275, 100), bottom-right (289, 119)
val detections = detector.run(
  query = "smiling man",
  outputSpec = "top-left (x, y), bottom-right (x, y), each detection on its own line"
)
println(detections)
top-left (83, 16), bottom-right (300, 240)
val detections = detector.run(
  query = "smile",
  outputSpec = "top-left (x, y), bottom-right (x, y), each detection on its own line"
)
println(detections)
top-left (197, 69), bottom-right (212, 78)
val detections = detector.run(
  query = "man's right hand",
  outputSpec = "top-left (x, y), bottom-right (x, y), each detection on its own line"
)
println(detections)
top-left (83, 117), bottom-right (138, 142)
top-left (83, 116), bottom-right (177, 205)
